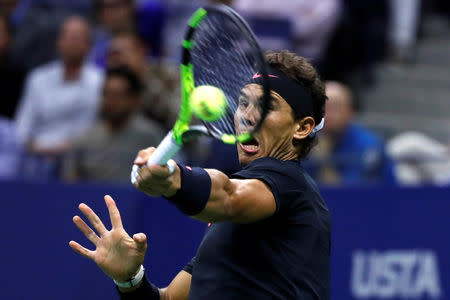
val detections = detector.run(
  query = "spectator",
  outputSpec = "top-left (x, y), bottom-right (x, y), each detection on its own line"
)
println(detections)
top-left (90, 0), bottom-right (166, 67)
top-left (162, 0), bottom-right (221, 61)
top-left (63, 66), bottom-right (164, 183)
top-left (0, 116), bottom-right (22, 179)
top-left (158, 0), bottom-right (230, 59)
top-left (388, 0), bottom-right (421, 64)
top-left (234, 0), bottom-right (341, 63)
top-left (6, 0), bottom-right (92, 72)
top-left (320, 0), bottom-right (389, 86)
top-left (0, 13), bottom-right (25, 119)
top-left (14, 16), bottom-right (103, 180)
top-left (387, 132), bottom-right (450, 186)
top-left (135, 0), bottom-right (166, 57)
top-left (89, 0), bottom-right (136, 67)
top-left (106, 31), bottom-right (180, 130)
top-left (305, 81), bottom-right (396, 185)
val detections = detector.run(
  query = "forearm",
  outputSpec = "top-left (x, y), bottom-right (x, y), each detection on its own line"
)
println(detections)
top-left (137, 156), bottom-right (273, 223)
top-left (164, 164), bottom-right (235, 223)
top-left (164, 164), bottom-right (275, 223)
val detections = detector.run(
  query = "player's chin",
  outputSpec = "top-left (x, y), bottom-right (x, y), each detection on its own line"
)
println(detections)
top-left (237, 143), bottom-right (261, 165)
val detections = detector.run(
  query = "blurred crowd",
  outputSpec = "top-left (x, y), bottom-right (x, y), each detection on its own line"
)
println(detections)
top-left (0, 0), bottom-right (449, 186)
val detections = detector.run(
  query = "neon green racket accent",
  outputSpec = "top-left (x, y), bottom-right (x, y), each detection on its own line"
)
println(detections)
top-left (237, 132), bottom-right (252, 143)
top-left (189, 8), bottom-right (207, 28)
top-left (221, 133), bottom-right (251, 144)
top-left (173, 63), bottom-right (195, 144)
top-left (182, 40), bottom-right (194, 49)
top-left (221, 132), bottom-right (252, 145)
top-left (221, 134), bottom-right (236, 144)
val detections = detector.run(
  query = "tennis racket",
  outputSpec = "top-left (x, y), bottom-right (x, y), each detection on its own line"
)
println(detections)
top-left (131, 5), bottom-right (271, 184)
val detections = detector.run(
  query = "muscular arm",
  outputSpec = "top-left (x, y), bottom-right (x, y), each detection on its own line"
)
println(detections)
top-left (134, 148), bottom-right (277, 224)
top-left (193, 169), bottom-right (276, 223)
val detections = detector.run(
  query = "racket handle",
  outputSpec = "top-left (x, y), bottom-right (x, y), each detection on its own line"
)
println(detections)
top-left (130, 131), bottom-right (182, 184)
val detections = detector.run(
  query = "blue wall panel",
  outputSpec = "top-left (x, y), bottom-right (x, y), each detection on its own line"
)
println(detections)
top-left (1, 181), bottom-right (448, 299)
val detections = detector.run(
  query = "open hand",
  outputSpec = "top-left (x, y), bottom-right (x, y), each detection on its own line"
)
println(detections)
top-left (69, 195), bottom-right (147, 282)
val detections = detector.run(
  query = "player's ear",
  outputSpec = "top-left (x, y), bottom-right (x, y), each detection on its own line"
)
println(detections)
top-left (293, 116), bottom-right (315, 141)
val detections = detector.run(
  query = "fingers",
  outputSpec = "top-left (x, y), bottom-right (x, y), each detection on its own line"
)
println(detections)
top-left (73, 215), bottom-right (100, 245)
top-left (137, 172), bottom-right (172, 196)
top-left (134, 163), bottom-right (174, 196)
top-left (138, 163), bottom-right (172, 180)
top-left (133, 233), bottom-right (147, 243)
top-left (134, 147), bottom-right (156, 166)
top-left (132, 233), bottom-right (148, 252)
top-left (104, 195), bottom-right (123, 229)
top-left (147, 163), bottom-right (173, 178)
top-left (78, 203), bottom-right (108, 236)
top-left (69, 240), bottom-right (95, 260)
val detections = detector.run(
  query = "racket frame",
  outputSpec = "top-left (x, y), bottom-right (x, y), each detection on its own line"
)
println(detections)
top-left (131, 5), bottom-right (270, 184)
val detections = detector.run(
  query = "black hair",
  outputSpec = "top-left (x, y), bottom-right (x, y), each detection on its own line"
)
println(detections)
top-left (266, 50), bottom-right (327, 159)
top-left (106, 65), bottom-right (144, 95)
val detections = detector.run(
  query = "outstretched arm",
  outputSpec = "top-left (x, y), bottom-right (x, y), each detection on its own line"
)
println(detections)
top-left (69, 195), bottom-right (191, 299)
top-left (134, 148), bottom-right (276, 224)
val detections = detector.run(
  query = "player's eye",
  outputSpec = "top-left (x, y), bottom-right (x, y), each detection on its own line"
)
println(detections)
top-left (238, 96), bottom-right (249, 108)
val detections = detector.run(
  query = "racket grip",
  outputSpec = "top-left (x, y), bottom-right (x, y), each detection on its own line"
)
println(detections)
top-left (130, 131), bottom-right (182, 184)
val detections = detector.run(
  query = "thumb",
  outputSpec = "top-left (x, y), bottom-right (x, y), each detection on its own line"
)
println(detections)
top-left (133, 233), bottom-right (148, 251)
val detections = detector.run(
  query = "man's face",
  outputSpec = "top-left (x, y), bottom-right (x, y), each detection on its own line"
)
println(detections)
top-left (58, 18), bottom-right (90, 64)
top-left (106, 35), bottom-right (145, 72)
top-left (323, 83), bottom-right (353, 136)
top-left (98, 0), bottom-right (134, 32)
top-left (101, 75), bottom-right (137, 123)
top-left (235, 84), bottom-right (299, 166)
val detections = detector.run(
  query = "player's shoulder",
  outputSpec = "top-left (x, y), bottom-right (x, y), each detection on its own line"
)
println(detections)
top-left (241, 157), bottom-right (303, 174)
top-left (234, 158), bottom-right (329, 224)
top-left (234, 157), bottom-right (310, 187)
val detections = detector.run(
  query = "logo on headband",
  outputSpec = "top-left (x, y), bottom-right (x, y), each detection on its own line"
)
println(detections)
top-left (252, 72), bottom-right (279, 79)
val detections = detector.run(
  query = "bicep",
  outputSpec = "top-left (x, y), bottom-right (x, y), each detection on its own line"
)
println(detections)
top-left (227, 178), bottom-right (276, 223)
top-left (160, 270), bottom-right (192, 300)
top-left (192, 169), bottom-right (276, 224)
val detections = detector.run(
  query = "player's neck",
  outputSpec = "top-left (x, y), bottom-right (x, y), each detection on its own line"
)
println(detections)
top-left (269, 146), bottom-right (299, 162)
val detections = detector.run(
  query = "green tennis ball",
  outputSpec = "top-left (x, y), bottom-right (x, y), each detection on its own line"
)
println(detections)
top-left (190, 85), bottom-right (227, 122)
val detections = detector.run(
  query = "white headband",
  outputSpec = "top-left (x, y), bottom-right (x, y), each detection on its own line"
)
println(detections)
top-left (309, 118), bottom-right (325, 137)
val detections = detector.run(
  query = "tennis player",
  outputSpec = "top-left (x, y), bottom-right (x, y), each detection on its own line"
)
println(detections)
top-left (69, 50), bottom-right (330, 299)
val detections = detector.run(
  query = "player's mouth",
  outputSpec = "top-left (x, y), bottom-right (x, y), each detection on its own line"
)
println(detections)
top-left (239, 138), bottom-right (259, 154)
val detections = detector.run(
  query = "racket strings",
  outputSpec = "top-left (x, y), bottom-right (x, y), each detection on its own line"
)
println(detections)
top-left (190, 11), bottom-right (264, 138)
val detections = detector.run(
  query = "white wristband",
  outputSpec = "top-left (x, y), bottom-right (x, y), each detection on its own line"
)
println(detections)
top-left (114, 265), bottom-right (145, 288)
